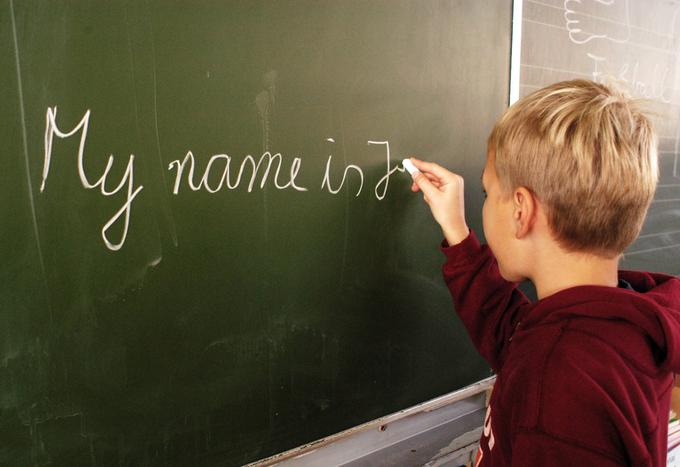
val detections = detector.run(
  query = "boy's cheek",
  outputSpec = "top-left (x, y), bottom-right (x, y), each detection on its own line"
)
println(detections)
top-left (482, 204), bottom-right (500, 254)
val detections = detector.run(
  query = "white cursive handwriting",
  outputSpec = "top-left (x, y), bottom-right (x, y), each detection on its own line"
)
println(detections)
top-left (41, 107), bottom-right (143, 251)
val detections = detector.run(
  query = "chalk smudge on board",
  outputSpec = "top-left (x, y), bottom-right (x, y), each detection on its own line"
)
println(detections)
top-left (10, 0), bottom-right (52, 323)
top-left (149, 20), bottom-right (179, 247)
top-left (255, 70), bottom-right (278, 244)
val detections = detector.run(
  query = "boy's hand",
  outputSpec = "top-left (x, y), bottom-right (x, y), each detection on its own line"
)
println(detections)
top-left (408, 157), bottom-right (470, 246)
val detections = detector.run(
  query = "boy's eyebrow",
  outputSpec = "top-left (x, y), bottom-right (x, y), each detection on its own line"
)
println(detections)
top-left (480, 170), bottom-right (485, 189)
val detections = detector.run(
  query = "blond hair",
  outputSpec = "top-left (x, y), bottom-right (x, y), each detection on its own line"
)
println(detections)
top-left (488, 79), bottom-right (658, 258)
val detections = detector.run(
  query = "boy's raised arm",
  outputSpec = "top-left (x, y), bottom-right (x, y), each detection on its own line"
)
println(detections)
top-left (439, 229), bottom-right (529, 370)
top-left (410, 158), bottom-right (530, 370)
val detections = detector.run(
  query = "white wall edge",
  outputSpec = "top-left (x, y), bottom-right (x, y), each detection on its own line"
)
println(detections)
top-left (510, 0), bottom-right (524, 105)
top-left (249, 376), bottom-right (496, 466)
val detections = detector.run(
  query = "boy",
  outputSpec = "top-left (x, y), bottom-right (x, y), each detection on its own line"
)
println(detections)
top-left (409, 80), bottom-right (680, 466)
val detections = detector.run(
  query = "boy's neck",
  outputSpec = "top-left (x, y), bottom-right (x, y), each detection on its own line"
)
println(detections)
top-left (530, 247), bottom-right (621, 301)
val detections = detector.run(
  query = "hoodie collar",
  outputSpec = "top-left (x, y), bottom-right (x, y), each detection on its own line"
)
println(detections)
top-left (618, 278), bottom-right (635, 291)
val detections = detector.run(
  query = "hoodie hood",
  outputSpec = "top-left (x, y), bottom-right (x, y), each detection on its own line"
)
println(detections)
top-left (522, 270), bottom-right (680, 373)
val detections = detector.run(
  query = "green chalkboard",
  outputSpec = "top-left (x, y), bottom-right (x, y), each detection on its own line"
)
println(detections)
top-left (1, 1), bottom-right (511, 464)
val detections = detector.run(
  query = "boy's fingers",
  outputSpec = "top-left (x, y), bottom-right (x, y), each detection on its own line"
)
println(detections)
top-left (413, 171), bottom-right (442, 188)
top-left (410, 172), bottom-right (439, 191)
top-left (410, 157), bottom-right (456, 182)
top-left (408, 164), bottom-right (441, 194)
top-left (412, 171), bottom-right (439, 199)
top-left (423, 172), bottom-right (441, 186)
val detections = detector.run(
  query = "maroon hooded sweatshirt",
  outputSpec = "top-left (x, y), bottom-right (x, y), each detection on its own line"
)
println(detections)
top-left (441, 230), bottom-right (680, 466)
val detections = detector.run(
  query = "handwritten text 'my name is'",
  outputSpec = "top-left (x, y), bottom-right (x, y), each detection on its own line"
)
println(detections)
top-left (41, 108), bottom-right (406, 251)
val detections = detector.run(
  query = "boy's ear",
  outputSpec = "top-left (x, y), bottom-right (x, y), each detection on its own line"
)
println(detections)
top-left (512, 187), bottom-right (537, 239)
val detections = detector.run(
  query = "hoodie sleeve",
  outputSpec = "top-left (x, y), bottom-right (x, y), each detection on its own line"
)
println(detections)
top-left (509, 430), bottom-right (626, 466)
top-left (440, 230), bottom-right (529, 371)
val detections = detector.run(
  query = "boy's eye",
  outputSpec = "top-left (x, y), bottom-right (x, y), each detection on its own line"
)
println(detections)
top-left (482, 188), bottom-right (488, 199)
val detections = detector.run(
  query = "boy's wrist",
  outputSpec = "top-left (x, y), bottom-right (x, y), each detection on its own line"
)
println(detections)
top-left (442, 225), bottom-right (470, 246)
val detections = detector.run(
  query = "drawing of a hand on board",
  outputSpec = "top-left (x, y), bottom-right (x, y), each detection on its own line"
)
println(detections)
top-left (564, 0), bottom-right (631, 45)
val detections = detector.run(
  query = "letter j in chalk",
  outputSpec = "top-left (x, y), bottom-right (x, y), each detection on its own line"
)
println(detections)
top-left (402, 158), bottom-right (419, 177)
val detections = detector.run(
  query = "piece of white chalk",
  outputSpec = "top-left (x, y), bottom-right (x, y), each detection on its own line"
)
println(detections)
top-left (402, 158), bottom-right (419, 176)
